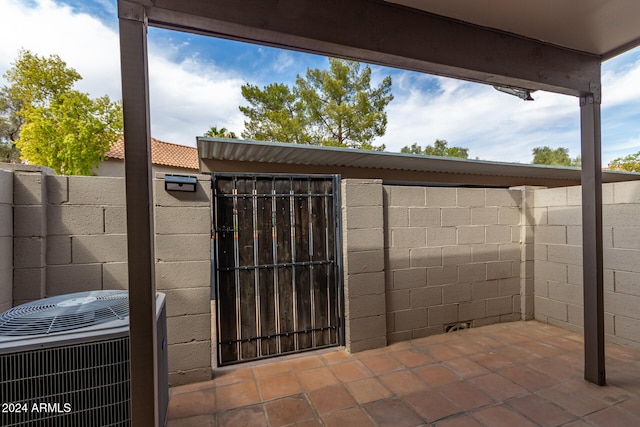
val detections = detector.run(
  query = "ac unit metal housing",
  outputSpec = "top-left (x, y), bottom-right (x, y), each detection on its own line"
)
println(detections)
top-left (0, 290), bottom-right (168, 427)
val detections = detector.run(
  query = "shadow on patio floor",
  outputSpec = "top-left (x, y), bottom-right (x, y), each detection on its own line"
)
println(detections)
top-left (167, 320), bottom-right (640, 426)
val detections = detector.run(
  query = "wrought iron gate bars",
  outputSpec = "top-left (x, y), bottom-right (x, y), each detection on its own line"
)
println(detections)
top-left (212, 174), bottom-right (343, 365)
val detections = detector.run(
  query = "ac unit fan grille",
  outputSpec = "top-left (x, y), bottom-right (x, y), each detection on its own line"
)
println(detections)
top-left (0, 291), bottom-right (129, 336)
top-left (0, 337), bottom-right (131, 427)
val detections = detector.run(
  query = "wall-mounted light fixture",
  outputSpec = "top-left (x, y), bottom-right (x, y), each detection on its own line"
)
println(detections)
top-left (164, 175), bottom-right (198, 192)
top-left (493, 86), bottom-right (535, 101)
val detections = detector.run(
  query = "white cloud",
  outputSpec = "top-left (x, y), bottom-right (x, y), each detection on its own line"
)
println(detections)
top-left (0, 0), bottom-right (245, 147)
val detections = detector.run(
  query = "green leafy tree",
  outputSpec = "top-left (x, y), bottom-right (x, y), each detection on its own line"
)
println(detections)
top-left (204, 126), bottom-right (238, 139)
top-left (532, 146), bottom-right (580, 167)
top-left (3, 50), bottom-right (122, 175)
top-left (401, 140), bottom-right (469, 158)
top-left (240, 58), bottom-right (393, 150)
top-left (240, 83), bottom-right (310, 144)
top-left (0, 86), bottom-right (22, 162)
top-left (609, 151), bottom-right (640, 172)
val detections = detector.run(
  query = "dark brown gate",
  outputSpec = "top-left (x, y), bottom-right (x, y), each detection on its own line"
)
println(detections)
top-left (212, 174), bottom-right (343, 365)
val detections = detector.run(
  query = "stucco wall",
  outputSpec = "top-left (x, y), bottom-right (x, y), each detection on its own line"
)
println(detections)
top-left (383, 185), bottom-right (524, 343)
top-left (533, 181), bottom-right (640, 348)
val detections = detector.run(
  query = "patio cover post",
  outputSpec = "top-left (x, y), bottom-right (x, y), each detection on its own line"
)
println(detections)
top-left (580, 88), bottom-right (606, 386)
top-left (118, 1), bottom-right (159, 424)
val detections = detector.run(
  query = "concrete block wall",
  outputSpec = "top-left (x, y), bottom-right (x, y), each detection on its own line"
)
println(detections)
top-left (154, 173), bottom-right (212, 385)
top-left (0, 170), bottom-right (12, 312)
top-left (44, 175), bottom-right (128, 296)
top-left (341, 179), bottom-right (387, 352)
top-left (13, 170), bottom-right (49, 305)
top-left (384, 185), bottom-right (523, 343)
top-left (533, 181), bottom-right (640, 348)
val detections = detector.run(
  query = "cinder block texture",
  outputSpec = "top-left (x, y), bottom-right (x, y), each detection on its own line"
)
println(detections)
top-left (384, 184), bottom-right (522, 343)
top-left (0, 169), bottom-right (13, 204)
top-left (68, 176), bottom-right (126, 205)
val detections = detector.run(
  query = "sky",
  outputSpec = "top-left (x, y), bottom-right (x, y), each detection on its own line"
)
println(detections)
top-left (1, 0), bottom-right (639, 166)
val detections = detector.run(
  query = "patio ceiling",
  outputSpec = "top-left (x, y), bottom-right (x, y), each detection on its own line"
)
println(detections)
top-left (386, 0), bottom-right (640, 60)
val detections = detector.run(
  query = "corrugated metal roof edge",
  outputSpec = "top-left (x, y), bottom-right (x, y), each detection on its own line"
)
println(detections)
top-left (196, 137), bottom-right (640, 182)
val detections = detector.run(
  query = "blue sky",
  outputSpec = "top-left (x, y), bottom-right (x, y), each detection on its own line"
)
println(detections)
top-left (1, 0), bottom-right (639, 166)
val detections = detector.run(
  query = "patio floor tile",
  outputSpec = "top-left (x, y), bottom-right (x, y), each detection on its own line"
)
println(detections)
top-left (329, 360), bottom-right (374, 382)
top-left (167, 321), bottom-right (640, 426)
top-left (216, 405), bottom-right (266, 427)
top-left (378, 370), bottom-right (428, 396)
top-left (472, 404), bottom-right (538, 427)
top-left (345, 377), bottom-right (393, 404)
top-left (321, 407), bottom-right (376, 427)
top-left (505, 393), bottom-right (577, 427)
top-left (257, 372), bottom-right (302, 401)
top-left (307, 384), bottom-right (357, 414)
top-left (295, 366), bottom-right (339, 391)
top-left (362, 398), bottom-right (423, 427)
top-left (403, 388), bottom-right (462, 422)
top-left (264, 395), bottom-right (314, 427)
top-left (412, 364), bottom-right (459, 387)
top-left (437, 381), bottom-right (493, 411)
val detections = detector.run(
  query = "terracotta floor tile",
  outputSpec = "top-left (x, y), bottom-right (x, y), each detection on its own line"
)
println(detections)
top-left (378, 370), bottom-right (428, 396)
top-left (291, 419), bottom-right (323, 427)
top-left (585, 406), bottom-right (640, 427)
top-left (257, 372), bottom-right (302, 401)
top-left (288, 355), bottom-right (325, 372)
top-left (345, 377), bottom-right (393, 404)
top-left (330, 360), bottom-right (374, 382)
top-left (295, 366), bottom-right (338, 390)
top-left (307, 384), bottom-right (357, 414)
top-left (321, 349), bottom-right (352, 365)
top-left (252, 360), bottom-right (291, 379)
top-left (217, 405), bottom-right (267, 427)
top-left (438, 381), bottom-right (493, 411)
top-left (363, 398), bottom-right (423, 427)
top-left (499, 365), bottom-right (557, 392)
top-left (213, 367), bottom-right (255, 387)
top-left (392, 349), bottom-right (434, 368)
top-left (469, 351), bottom-right (516, 371)
top-left (518, 339), bottom-right (564, 358)
top-left (361, 354), bottom-right (404, 375)
top-left (435, 415), bottom-right (484, 427)
top-left (538, 383), bottom-right (609, 417)
top-left (471, 373), bottom-right (528, 400)
top-left (413, 364), bottom-right (459, 387)
top-left (472, 404), bottom-right (538, 427)
top-left (426, 343), bottom-right (464, 361)
top-left (404, 388), bottom-right (462, 422)
top-left (216, 380), bottom-right (261, 411)
top-left (321, 407), bottom-right (376, 427)
top-left (264, 396), bottom-right (315, 427)
top-left (506, 394), bottom-right (577, 427)
top-left (527, 356), bottom-right (581, 381)
top-left (167, 389), bottom-right (215, 419)
top-left (562, 378), bottom-right (631, 405)
top-left (444, 357), bottom-right (490, 379)
top-left (166, 414), bottom-right (216, 427)
top-left (618, 398), bottom-right (640, 417)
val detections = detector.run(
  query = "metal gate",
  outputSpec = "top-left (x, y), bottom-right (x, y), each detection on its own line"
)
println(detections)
top-left (211, 174), bottom-right (343, 365)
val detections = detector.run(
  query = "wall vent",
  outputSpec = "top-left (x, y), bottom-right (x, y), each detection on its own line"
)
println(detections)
top-left (445, 322), bottom-right (470, 333)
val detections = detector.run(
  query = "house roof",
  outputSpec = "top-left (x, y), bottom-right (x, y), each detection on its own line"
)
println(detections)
top-left (198, 138), bottom-right (640, 187)
top-left (107, 138), bottom-right (198, 170)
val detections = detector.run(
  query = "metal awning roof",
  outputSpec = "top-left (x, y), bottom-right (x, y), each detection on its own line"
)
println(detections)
top-left (197, 138), bottom-right (640, 186)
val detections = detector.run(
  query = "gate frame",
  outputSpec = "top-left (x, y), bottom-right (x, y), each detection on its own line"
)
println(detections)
top-left (210, 172), bottom-right (344, 366)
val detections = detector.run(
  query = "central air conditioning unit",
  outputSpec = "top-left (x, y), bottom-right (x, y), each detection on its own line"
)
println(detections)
top-left (0, 290), bottom-right (168, 427)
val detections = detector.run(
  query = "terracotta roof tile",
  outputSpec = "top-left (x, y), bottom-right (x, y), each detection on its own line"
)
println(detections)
top-left (106, 138), bottom-right (199, 170)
